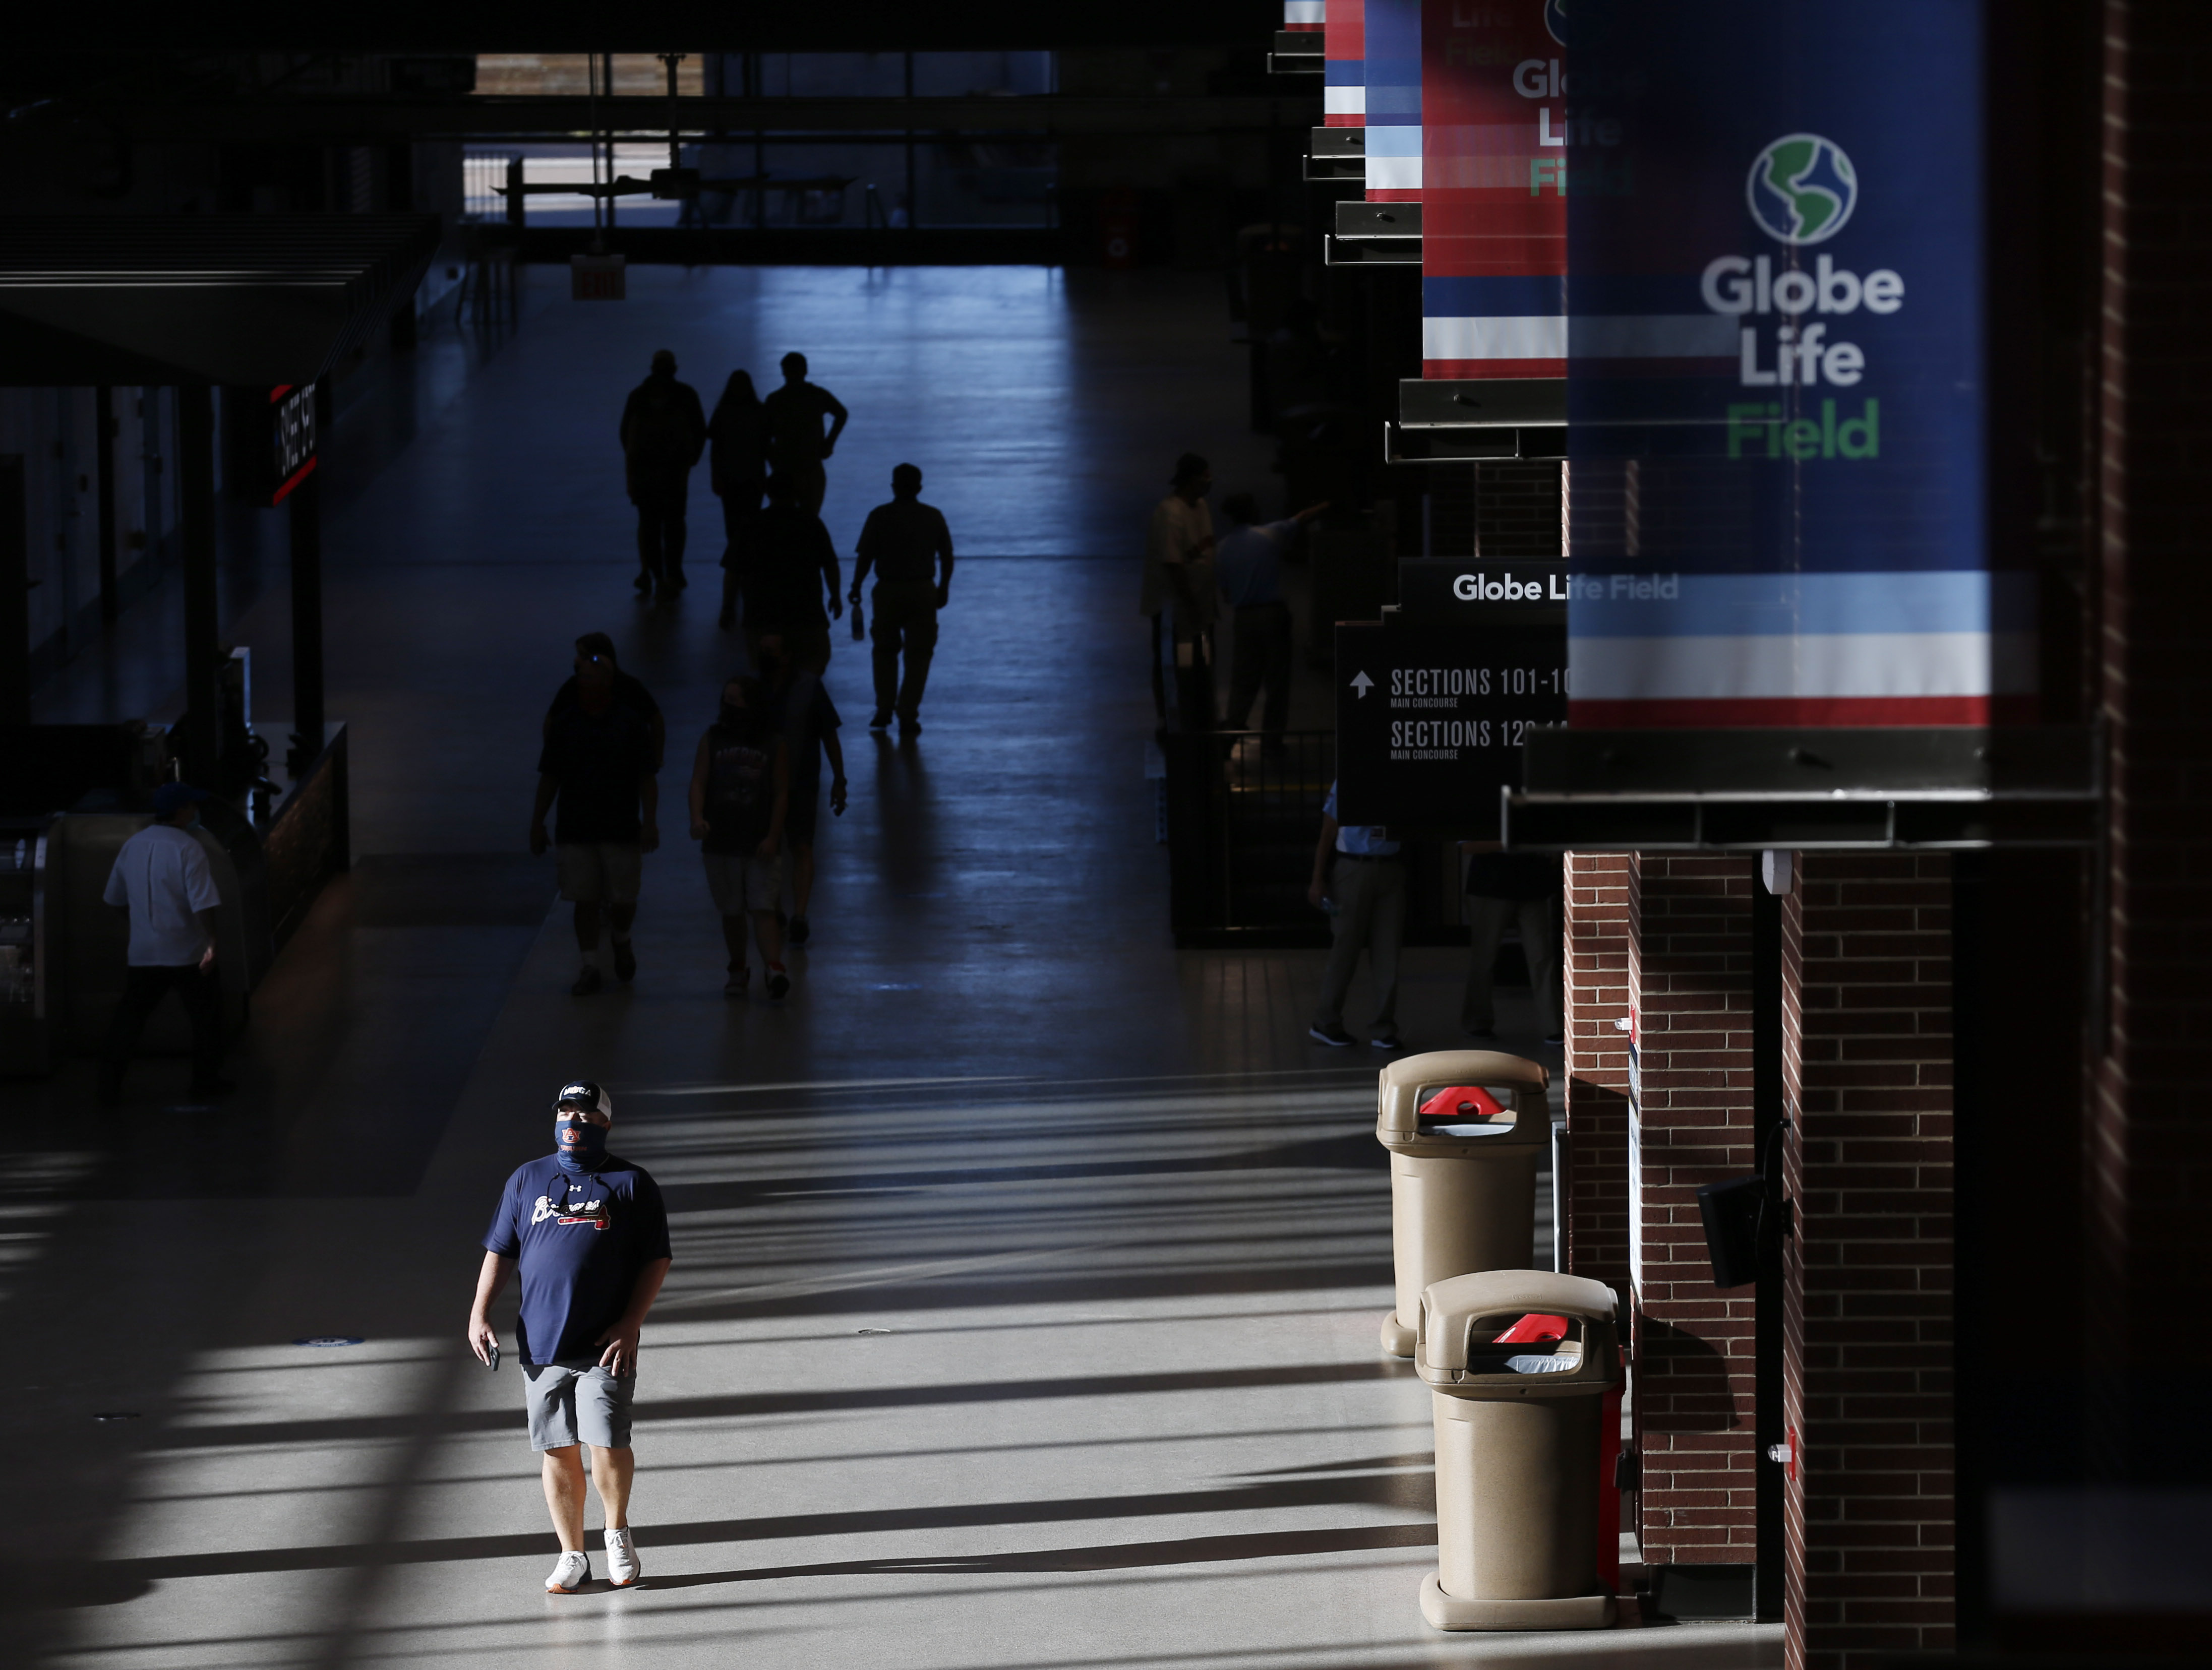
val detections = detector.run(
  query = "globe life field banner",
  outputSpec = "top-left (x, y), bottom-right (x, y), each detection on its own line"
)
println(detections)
top-left (1564, 0), bottom-right (2034, 728)
top-left (1326, 0), bottom-right (1366, 126)
top-left (1365, 0), bottom-right (1423, 199)
top-left (1420, 0), bottom-right (1568, 379)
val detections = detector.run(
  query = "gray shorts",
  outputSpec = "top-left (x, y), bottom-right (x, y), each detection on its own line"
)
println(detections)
top-left (556, 842), bottom-right (643, 905)
top-left (523, 1362), bottom-right (635, 1451)
top-left (702, 847), bottom-right (782, 915)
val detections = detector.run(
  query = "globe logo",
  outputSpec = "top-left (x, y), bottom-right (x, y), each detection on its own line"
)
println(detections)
top-left (1746, 133), bottom-right (1858, 245)
top-left (1544, 0), bottom-right (1570, 46)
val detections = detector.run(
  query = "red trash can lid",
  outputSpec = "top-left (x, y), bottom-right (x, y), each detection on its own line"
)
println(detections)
top-left (1495, 1313), bottom-right (1571, 1343)
top-left (1417, 1084), bottom-right (1508, 1122)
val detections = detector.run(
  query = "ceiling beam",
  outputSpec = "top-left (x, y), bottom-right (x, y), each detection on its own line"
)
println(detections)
top-left (31, 0), bottom-right (1277, 53)
top-left (73, 93), bottom-right (1314, 143)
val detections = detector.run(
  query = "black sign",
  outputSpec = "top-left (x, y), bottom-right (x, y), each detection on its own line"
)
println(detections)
top-left (1395, 558), bottom-right (1574, 617)
top-left (269, 384), bottom-right (316, 504)
top-left (1335, 561), bottom-right (1569, 831)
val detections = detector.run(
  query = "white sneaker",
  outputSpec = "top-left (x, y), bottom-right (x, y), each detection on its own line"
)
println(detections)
top-left (606, 1526), bottom-right (642, 1587)
top-left (546, 1550), bottom-right (590, 1593)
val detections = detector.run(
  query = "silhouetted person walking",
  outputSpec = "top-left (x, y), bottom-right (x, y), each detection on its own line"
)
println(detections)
top-left (1215, 492), bottom-right (1327, 748)
top-left (762, 351), bottom-right (848, 516)
top-left (1142, 453), bottom-right (1216, 732)
top-left (1306, 778), bottom-right (1404, 1052)
top-left (532, 647), bottom-right (661, 995)
top-left (1460, 846), bottom-right (1564, 1046)
top-left (742, 473), bottom-right (844, 674)
top-left (545, 633), bottom-right (665, 772)
top-left (850, 463), bottom-right (954, 739)
top-left (687, 676), bottom-right (792, 1000)
top-left (619, 350), bottom-right (706, 599)
top-left (706, 370), bottom-right (767, 631)
top-left (757, 630), bottom-right (847, 944)
top-left (98, 781), bottom-right (228, 1106)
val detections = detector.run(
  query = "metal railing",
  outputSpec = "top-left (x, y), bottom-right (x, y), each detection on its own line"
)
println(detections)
top-left (1164, 729), bottom-right (1336, 947)
top-left (1162, 727), bottom-right (1493, 952)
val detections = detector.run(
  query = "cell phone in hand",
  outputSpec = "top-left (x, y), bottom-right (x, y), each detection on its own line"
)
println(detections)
top-left (487, 1341), bottom-right (500, 1373)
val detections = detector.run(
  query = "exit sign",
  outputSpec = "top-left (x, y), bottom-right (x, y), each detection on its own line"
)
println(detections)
top-left (269, 384), bottom-right (316, 504)
top-left (571, 253), bottom-right (627, 301)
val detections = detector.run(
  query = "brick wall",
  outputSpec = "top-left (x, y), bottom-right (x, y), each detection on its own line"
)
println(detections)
top-left (1563, 851), bottom-right (1632, 1294)
top-left (1780, 851), bottom-right (1956, 1670)
top-left (2089, 0), bottom-right (2212, 1477)
top-left (1628, 854), bottom-right (1759, 1566)
top-left (1473, 460), bottom-right (1562, 561)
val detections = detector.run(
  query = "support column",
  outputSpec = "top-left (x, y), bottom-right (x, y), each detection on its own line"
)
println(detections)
top-left (1563, 851), bottom-right (1632, 1292)
top-left (95, 386), bottom-right (118, 624)
top-left (1781, 851), bottom-right (1956, 1670)
top-left (287, 465), bottom-right (324, 777)
top-left (175, 386), bottom-right (220, 786)
top-left (1628, 855), bottom-right (1759, 1582)
top-left (0, 456), bottom-right (27, 725)
top-left (2087, 0), bottom-right (2212, 1577)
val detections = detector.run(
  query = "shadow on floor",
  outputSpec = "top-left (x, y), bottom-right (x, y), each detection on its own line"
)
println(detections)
top-left (38, 1473), bottom-right (1438, 1599)
top-left (644, 1521), bottom-right (1439, 1588)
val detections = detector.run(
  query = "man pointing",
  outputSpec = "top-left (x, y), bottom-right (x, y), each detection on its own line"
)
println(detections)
top-left (467, 1081), bottom-right (672, 1592)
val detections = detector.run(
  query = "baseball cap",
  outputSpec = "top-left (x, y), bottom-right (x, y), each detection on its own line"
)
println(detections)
top-left (152, 782), bottom-right (211, 817)
top-left (554, 1080), bottom-right (614, 1121)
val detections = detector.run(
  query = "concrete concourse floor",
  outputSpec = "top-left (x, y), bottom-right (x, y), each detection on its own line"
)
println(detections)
top-left (11, 267), bottom-right (1778, 1668)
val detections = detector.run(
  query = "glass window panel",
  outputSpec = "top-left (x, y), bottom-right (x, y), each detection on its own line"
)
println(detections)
top-left (915, 140), bottom-right (1058, 228)
top-left (694, 144), bottom-right (910, 229)
top-left (474, 54), bottom-right (701, 96)
top-left (755, 53), bottom-right (909, 98)
top-left (910, 52), bottom-right (1056, 97)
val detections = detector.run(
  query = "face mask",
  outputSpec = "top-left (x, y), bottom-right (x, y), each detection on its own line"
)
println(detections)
top-left (555, 1113), bottom-right (610, 1173)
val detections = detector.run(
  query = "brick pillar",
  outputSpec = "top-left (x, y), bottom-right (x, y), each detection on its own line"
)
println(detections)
top-left (1629, 855), bottom-right (1759, 1568)
top-left (2089, 0), bottom-right (2212, 1492)
top-left (1781, 852), bottom-right (1956, 1670)
top-left (1563, 852), bottom-right (1632, 1295)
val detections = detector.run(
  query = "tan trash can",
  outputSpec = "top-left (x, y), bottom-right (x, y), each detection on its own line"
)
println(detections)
top-left (1375, 1050), bottom-right (1550, 1357)
top-left (1415, 1269), bottom-right (1624, 1631)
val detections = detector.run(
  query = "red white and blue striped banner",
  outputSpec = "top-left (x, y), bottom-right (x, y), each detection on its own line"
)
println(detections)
top-left (1364, 0), bottom-right (1420, 199)
top-left (1419, 0), bottom-right (1565, 377)
top-left (1284, 0), bottom-right (1324, 30)
top-left (1325, 0), bottom-right (1365, 125)
top-left (1562, 569), bottom-right (2036, 727)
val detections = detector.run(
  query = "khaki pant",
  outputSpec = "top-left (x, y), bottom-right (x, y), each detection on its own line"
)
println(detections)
top-left (1314, 855), bottom-right (1405, 1032)
top-left (1462, 893), bottom-right (1562, 1036)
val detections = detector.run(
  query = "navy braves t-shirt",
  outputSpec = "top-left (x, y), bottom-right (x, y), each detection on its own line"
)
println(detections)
top-left (483, 1154), bottom-right (673, 1367)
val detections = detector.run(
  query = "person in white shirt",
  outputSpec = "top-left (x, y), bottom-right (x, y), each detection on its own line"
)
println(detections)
top-left (98, 781), bottom-right (227, 1106)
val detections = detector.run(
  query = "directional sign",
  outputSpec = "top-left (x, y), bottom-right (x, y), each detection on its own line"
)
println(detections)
top-left (1335, 561), bottom-right (1568, 830)
top-left (267, 383), bottom-right (317, 505)
top-left (1396, 558), bottom-right (1573, 617)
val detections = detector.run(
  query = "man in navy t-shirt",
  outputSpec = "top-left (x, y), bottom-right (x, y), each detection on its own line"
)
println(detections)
top-left (467, 1081), bottom-right (672, 1593)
